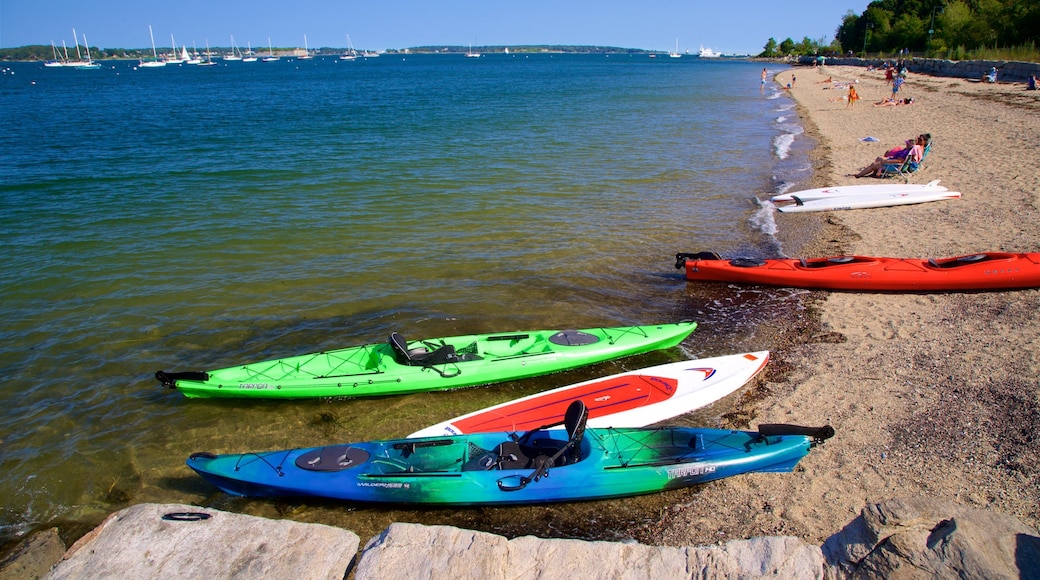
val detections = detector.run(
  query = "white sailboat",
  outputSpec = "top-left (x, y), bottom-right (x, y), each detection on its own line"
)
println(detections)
top-left (45, 42), bottom-right (65, 67)
top-left (261, 37), bottom-right (280, 62)
top-left (669, 38), bottom-right (682, 58)
top-left (298, 34), bottom-right (313, 59)
top-left (165, 34), bottom-right (186, 64)
top-left (63, 28), bottom-right (92, 67)
top-left (223, 35), bottom-right (243, 61)
top-left (242, 41), bottom-right (258, 62)
top-left (76, 33), bottom-right (102, 69)
top-left (339, 34), bottom-right (357, 60)
top-left (465, 42), bottom-right (480, 57)
top-left (139, 25), bottom-right (167, 67)
top-left (186, 41), bottom-right (202, 65)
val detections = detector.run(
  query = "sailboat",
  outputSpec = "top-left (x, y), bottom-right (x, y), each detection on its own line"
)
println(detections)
top-left (62, 28), bottom-right (92, 67)
top-left (139, 25), bottom-right (167, 67)
top-left (223, 35), bottom-right (243, 61)
top-left (339, 34), bottom-right (357, 60)
top-left (669, 38), bottom-right (683, 58)
top-left (298, 34), bottom-right (313, 59)
top-left (186, 41), bottom-right (202, 65)
top-left (196, 40), bottom-right (217, 66)
top-left (44, 42), bottom-right (65, 67)
top-left (261, 37), bottom-right (280, 62)
top-left (76, 33), bottom-right (102, 69)
top-left (465, 42), bottom-right (481, 58)
top-left (242, 41), bottom-right (258, 62)
top-left (164, 35), bottom-right (186, 64)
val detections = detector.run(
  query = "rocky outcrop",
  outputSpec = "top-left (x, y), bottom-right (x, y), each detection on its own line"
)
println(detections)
top-left (0, 527), bottom-right (65, 580)
top-left (43, 503), bottom-right (359, 580)
top-left (3, 498), bottom-right (1035, 579)
top-left (824, 497), bottom-right (1040, 578)
top-left (798, 56), bottom-right (1040, 83)
top-left (355, 523), bottom-right (825, 579)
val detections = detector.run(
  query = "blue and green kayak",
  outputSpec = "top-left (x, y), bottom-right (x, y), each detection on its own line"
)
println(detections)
top-left (156, 321), bottom-right (696, 399)
top-left (188, 400), bottom-right (833, 505)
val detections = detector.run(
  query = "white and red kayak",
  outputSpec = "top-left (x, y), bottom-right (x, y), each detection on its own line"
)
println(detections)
top-left (408, 351), bottom-right (769, 438)
top-left (770, 179), bottom-right (946, 203)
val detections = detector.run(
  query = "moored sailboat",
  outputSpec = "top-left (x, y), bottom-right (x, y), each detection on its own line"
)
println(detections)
top-left (138, 25), bottom-right (167, 68)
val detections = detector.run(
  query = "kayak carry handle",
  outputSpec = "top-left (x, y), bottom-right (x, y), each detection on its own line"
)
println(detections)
top-left (758, 424), bottom-right (835, 443)
top-left (156, 370), bottom-right (210, 388)
top-left (497, 474), bottom-right (531, 492)
top-left (674, 252), bottom-right (722, 269)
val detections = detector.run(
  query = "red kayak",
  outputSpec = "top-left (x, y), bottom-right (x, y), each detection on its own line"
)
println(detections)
top-left (675, 251), bottom-right (1040, 291)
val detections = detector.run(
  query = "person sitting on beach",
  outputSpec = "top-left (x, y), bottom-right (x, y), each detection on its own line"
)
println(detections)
top-left (817, 76), bottom-right (834, 84)
top-left (852, 134), bottom-right (930, 178)
top-left (1027, 75), bottom-right (1037, 91)
top-left (983, 67), bottom-right (998, 83)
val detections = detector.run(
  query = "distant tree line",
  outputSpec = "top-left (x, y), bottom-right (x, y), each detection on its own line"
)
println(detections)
top-left (759, 0), bottom-right (1040, 59)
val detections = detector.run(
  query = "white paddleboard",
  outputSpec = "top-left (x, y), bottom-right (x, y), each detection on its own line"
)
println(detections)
top-left (771, 179), bottom-right (945, 203)
top-left (777, 190), bottom-right (962, 213)
top-left (408, 351), bottom-right (769, 438)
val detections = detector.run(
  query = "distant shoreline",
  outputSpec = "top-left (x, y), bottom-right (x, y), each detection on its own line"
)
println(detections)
top-left (0, 45), bottom-right (756, 62)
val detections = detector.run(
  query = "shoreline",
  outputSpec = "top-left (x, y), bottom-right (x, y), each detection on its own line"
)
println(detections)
top-left (639, 64), bottom-right (1040, 547)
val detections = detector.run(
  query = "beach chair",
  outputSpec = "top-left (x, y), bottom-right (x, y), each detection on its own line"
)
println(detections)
top-left (880, 142), bottom-right (931, 182)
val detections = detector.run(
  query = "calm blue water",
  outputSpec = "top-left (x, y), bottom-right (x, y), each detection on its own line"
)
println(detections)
top-left (0, 54), bottom-right (811, 544)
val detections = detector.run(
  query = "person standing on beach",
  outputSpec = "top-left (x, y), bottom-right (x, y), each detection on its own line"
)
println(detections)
top-left (846, 85), bottom-right (859, 109)
top-left (792, 74), bottom-right (797, 87)
top-left (891, 75), bottom-right (905, 100)
top-left (761, 68), bottom-right (767, 86)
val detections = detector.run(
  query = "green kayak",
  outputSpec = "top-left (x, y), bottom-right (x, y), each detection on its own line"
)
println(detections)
top-left (156, 321), bottom-right (696, 400)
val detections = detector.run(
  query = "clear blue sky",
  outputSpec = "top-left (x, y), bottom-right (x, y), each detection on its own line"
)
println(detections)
top-left (1, 0), bottom-right (870, 54)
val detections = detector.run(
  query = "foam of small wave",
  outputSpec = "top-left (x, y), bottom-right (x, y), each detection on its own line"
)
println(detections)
top-left (774, 181), bottom-right (795, 196)
top-left (749, 197), bottom-right (778, 237)
top-left (773, 133), bottom-right (795, 160)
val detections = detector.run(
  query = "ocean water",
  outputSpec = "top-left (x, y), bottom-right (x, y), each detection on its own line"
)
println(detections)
top-left (0, 54), bottom-right (812, 544)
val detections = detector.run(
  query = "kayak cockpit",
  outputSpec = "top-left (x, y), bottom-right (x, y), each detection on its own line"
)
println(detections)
top-left (925, 253), bottom-right (1012, 269)
top-left (797, 256), bottom-right (878, 269)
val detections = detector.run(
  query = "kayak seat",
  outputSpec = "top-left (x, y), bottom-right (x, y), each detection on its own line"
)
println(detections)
top-left (492, 440), bottom-right (534, 470)
top-left (389, 333), bottom-right (461, 367)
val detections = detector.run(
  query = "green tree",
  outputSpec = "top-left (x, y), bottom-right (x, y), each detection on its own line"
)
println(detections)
top-left (794, 36), bottom-right (816, 55)
top-left (779, 37), bottom-right (795, 55)
top-left (760, 37), bottom-right (778, 57)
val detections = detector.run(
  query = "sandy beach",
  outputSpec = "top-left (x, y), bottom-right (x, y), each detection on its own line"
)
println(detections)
top-left (642, 64), bottom-right (1040, 547)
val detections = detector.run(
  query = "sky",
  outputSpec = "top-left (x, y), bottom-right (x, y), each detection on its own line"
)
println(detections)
top-left (0, 0), bottom-right (871, 54)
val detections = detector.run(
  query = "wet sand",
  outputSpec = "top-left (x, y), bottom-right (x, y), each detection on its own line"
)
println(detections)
top-left (640, 64), bottom-right (1040, 546)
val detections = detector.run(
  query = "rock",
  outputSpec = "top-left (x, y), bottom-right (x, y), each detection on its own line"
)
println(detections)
top-left (355, 522), bottom-right (827, 579)
top-left (0, 527), bottom-right (65, 580)
top-left (822, 497), bottom-right (1040, 578)
top-left (8, 498), bottom-right (1035, 579)
top-left (45, 503), bottom-right (358, 580)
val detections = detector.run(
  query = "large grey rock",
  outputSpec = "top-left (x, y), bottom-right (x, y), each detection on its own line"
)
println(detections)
top-left (355, 522), bottom-right (827, 579)
top-left (0, 527), bottom-right (65, 580)
top-left (823, 497), bottom-right (1040, 579)
top-left (45, 503), bottom-right (359, 580)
